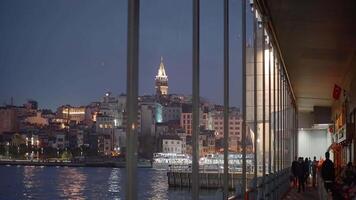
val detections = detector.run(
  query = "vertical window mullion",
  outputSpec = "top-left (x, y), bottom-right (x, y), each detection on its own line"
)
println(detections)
top-left (126, 0), bottom-right (140, 199)
top-left (268, 45), bottom-right (272, 174)
top-left (242, 0), bottom-right (247, 196)
top-left (192, 0), bottom-right (200, 198)
top-left (223, 0), bottom-right (229, 198)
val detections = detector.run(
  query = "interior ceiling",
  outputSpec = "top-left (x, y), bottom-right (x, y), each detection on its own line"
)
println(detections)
top-left (262, 0), bottom-right (356, 112)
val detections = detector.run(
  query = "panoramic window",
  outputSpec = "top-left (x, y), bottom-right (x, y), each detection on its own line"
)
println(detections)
top-left (0, 0), bottom-right (314, 199)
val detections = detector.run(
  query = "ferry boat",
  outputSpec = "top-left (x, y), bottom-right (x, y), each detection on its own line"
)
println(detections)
top-left (152, 153), bottom-right (192, 170)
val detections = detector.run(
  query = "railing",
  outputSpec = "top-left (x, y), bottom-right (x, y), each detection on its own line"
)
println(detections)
top-left (168, 164), bottom-right (256, 174)
top-left (246, 168), bottom-right (290, 200)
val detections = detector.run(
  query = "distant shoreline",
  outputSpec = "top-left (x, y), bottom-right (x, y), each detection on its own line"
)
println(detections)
top-left (0, 159), bottom-right (152, 168)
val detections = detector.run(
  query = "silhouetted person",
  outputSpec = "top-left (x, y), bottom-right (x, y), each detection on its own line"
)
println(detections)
top-left (312, 156), bottom-right (317, 188)
top-left (291, 156), bottom-right (298, 187)
top-left (321, 152), bottom-right (335, 193)
top-left (296, 157), bottom-right (305, 192)
top-left (308, 157), bottom-right (312, 174)
top-left (304, 157), bottom-right (310, 186)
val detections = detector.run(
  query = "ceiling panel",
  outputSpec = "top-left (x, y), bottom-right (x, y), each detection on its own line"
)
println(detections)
top-left (263, 0), bottom-right (356, 111)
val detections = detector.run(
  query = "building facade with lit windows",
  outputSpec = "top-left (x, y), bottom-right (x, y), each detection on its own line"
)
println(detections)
top-left (140, 102), bottom-right (156, 135)
top-left (212, 108), bottom-right (242, 152)
top-left (0, 106), bottom-right (19, 134)
top-left (96, 93), bottom-right (126, 134)
top-left (57, 106), bottom-right (86, 124)
top-left (162, 103), bottom-right (182, 122)
top-left (180, 104), bottom-right (209, 135)
top-left (25, 112), bottom-right (49, 127)
top-left (161, 135), bottom-right (183, 154)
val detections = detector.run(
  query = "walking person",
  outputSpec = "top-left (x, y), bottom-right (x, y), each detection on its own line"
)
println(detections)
top-left (304, 157), bottom-right (310, 186)
top-left (312, 156), bottom-right (318, 188)
top-left (291, 156), bottom-right (298, 188)
top-left (296, 157), bottom-right (305, 193)
top-left (321, 152), bottom-right (335, 193)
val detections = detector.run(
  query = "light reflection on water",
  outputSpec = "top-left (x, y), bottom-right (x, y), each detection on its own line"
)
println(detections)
top-left (0, 166), bottom-right (222, 200)
top-left (23, 166), bottom-right (38, 199)
top-left (57, 167), bottom-right (87, 200)
top-left (144, 169), bottom-right (168, 200)
top-left (108, 168), bottom-right (121, 200)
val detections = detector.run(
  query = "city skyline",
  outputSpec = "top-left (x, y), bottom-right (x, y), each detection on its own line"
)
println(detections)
top-left (0, 0), bottom-right (245, 110)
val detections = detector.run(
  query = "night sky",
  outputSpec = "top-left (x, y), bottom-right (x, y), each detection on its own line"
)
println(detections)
top-left (0, 0), bottom-right (252, 110)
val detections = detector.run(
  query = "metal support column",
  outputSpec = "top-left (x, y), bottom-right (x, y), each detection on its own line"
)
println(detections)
top-left (223, 0), bottom-right (229, 198)
top-left (278, 60), bottom-right (282, 171)
top-left (282, 77), bottom-right (285, 169)
top-left (126, 0), bottom-right (140, 199)
top-left (253, 4), bottom-right (258, 191)
top-left (262, 22), bottom-right (266, 192)
top-left (192, 0), bottom-right (200, 199)
top-left (268, 45), bottom-right (272, 174)
top-left (273, 50), bottom-right (276, 173)
top-left (281, 75), bottom-right (284, 169)
top-left (241, 0), bottom-right (247, 197)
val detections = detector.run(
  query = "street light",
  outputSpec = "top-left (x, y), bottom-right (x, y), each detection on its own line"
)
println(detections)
top-left (26, 137), bottom-right (29, 159)
top-left (6, 142), bottom-right (10, 159)
top-left (36, 140), bottom-right (40, 161)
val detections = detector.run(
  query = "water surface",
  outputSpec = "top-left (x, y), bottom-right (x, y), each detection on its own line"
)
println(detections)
top-left (0, 165), bottom-right (223, 200)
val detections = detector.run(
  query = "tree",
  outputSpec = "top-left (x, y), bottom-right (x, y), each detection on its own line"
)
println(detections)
top-left (61, 150), bottom-right (73, 160)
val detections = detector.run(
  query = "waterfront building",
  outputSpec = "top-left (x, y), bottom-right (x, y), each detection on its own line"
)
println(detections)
top-left (161, 135), bottom-right (183, 154)
top-left (186, 129), bottom-right (215, 157)
top-left (95, 93), bottom-right (127, 154)
top-left (96, 93), bottom-right (127, 134)
top-left (98, 134), bottom-right (112, 156)
top-left (0, 106), bottom-right (19, 134)
top-left (84, 102), bottom-right (100, 127)
top-left (154, 120), bottom-right (180, 136)
top-left (113, 128), bottom-right (126, 151)
top-left (40, 109), bottom-right (56, 121)
top-left (212, 108), bottom-right (242, 152)
top-left (57, 105), bottom-right (86, 124)
top-left (96, 113), bottom-right (115, 134)
top-left (100, 92), bottom-right (124, 127)
top-left (155, 122), bottom-right (168, 136)
top-left (162, 103), bottom-right (182, 122)
top-left (54, 132), bottom-right (66, 149)
top-left (180, 104), bottom-right (209, 135)
top-left (24, 100), bottom-right (38, 110)
top-left (25, 112), bottom-right (49, 127)
top-left (140, 102), bottom-right (156, 135)
top-left (176, 129), bottom-right (187, 154)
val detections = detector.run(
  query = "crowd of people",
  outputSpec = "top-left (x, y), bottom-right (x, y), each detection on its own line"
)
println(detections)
top-left (291, 155), bottom-right (318, 192)
top-left (291, 152), bottom-right (356, 199)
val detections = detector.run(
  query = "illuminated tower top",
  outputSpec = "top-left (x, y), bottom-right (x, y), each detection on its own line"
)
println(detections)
top-left (156, 56), bottom-right (167, 78)
top-left (155, 56), bottom-right (168, 96)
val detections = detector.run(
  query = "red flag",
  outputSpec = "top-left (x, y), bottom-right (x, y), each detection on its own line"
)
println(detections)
top-left (333, 84), bottom-right (342, 100)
